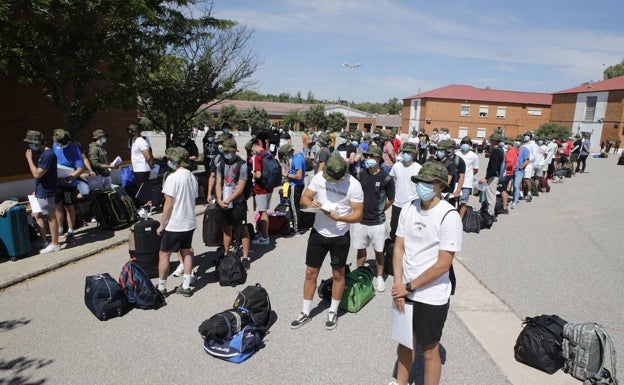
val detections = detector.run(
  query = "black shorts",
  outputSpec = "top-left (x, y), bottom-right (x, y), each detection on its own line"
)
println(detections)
top-left (55, 186), bottom-right (77, 206)
top-left (305, 228), bottom-right (350, 268)
top-left (216, 201), bottom-right (248, 227)
top-left (160, 229), bottom-right (195, 253)
top-left (408, 299), bottom-right (450, 346)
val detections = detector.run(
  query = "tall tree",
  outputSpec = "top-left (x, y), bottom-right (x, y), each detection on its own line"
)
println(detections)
top-left (217, 104), bottom-right (242, 131)
top-left (535, 122), bottom-right (571, 139)
top-left (245, 105), bottom-right (270, 134)
top-left (603, 59), bottom-right (624, 79)
top-left (282, 110), bottom-right (302, 131)
top-left (305, 104), bottom-right (327, 131)
top-left (327, 112), bottom-right (346, 132)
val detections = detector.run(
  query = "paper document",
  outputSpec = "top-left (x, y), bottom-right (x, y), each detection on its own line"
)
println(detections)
top-left (339, 150), bottom-right (347, 159)
top-left (110, 156), bottom-right (122, 168)
top-left (28, 195), bottom-right (41, 213)
top-left (56, 164), bottom-right (74, 179)
top-left (223, 185), bottom-right (234, 208)
top-left (391, 301), bottom-right (414, 349)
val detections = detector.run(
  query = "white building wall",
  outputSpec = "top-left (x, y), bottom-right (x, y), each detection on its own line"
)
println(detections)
top-left (573, 91), bottom-right (608, 153)
top-left (409, 99), bottom-right (421, 133)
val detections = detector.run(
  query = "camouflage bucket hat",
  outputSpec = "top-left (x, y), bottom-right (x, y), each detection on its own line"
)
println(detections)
top-left (24, 130), bottom-right (45, 144)
top-left (401, 142), bottom-right (417, 153)
top-left (461, 136), bottom-right (472, 144)
top-left (216, 133), bottom-right (230, 143)
top-left (52, 129), bottom-right (70, 144)
top-left (411, 160), bottom-right (449, 188)
top-left (128, 123), bottom-right (140, 133)
top-left (489, 133), bottom-right (503, 142)
top-left (278, 144), bottom-right (293, 159)
top-left (364, 146), bottom-right (382, 158)
top-left (323, 155), bottom-right (349, 183)
top-left (221, 138), bottom-right (237, 152)
top-left (504, 137), bottom-right (514, 145)
top-left (165, 146), bottom-right (190, 167)
top-left (436, 140), bottom-right (453, 151)
top-left (317, 132), bottom-right (330, 145)
top-left (515, 135), bottom-right (524, 142)
top-left (92, 129), bottom-right (106, 140)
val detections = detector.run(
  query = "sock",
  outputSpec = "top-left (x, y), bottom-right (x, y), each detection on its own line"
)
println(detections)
top-left (182, 274), bottom-right (192, 290)
top-left (329, 299), bottom-right (340, 313)
top-left (302, 299), bottom-right (313, 315)
top-left (58, 227), bottom-right (64, 234)
top-left (158, 279), bottom-right (166, 290)
top-left (67, 228), bottom-right (73, 234)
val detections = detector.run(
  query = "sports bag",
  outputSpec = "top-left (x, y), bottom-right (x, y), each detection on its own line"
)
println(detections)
top-left (318, 265), bottom-right (351, 301)
top-left (119, 260), bottom-right (166, 310)
top-left (479, 207), bottom-right (494, 230)
top-left (216, 252), bottom-right (247, 287)
top-left (233, 283), bottom-right (272, 333)
top-left (514, 314), bottom-right (568, 374)
top-left (462, 206), bottom-right (481, 233)
top-left (339, 266), bottom-right (375, 313)
top-left (562, 322), bottom-right (619, 385)
top-left (203, 323), bottom-right (263, 364)
top-left (259, 151), bottom-right (282, 189)
top-left (84, 273), bottom-right (129, 321)
top-left (198, 307), bottom-right (255, 340)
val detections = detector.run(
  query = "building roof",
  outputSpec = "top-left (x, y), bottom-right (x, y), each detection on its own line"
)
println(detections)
top-left (202, 99), bottom-right (312, 115)
top-left (553, 75), bottom-right (624, 94)
top-left (404, 84), bottom-right (552, 106)
top-left (375, 114), bottom-right (402, 127)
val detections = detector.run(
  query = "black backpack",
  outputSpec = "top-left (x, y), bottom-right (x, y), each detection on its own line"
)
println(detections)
top-left (514, 314), bottom-right (568, 374)
top-left (216, 252), bottom-right (247, 287)
top-left (233, 283), bottom-right (272, 333)
top-left (198, 307), bottom-right (255, 340)
top-left (259, 151), bottom-right (282, 189)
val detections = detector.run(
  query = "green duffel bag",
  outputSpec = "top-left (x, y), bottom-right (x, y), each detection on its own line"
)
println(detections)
top-left (339, 266), bottom-right (375, 313)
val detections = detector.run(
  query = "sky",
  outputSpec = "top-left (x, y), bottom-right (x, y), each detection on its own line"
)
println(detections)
top-left (212, 0), bottom-right (624, 104)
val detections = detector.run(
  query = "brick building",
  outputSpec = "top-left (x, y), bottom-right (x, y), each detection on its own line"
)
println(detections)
top-left (550, 75), bottom-right (624, 152)
top-left (402, 85), bottom-right (552, 140)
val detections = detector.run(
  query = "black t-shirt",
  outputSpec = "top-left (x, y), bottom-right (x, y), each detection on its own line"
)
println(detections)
top-left (443, 154), bottom-right (465, 193)
top-left (336, 142), bottom-right (356, 158)
top-left (418, 133), bottom-right (429, 149)
top-left (571, 139), bottom-right (582, 154)
top-left (485, 147), bottom-right (504, 179)
top-left (357, 169), bottom-right (395, 225)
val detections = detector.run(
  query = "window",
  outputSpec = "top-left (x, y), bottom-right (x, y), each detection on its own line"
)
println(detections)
top-left (479, 106), bottom-right (489, 117)
top-left (496, 107), bottom-right (506, 119)
top-left (476, 128), bottom-right (487, 138)
top-left (460, 105), bottom-right (470, 117)
top-left (527, 108), bottom-right (542, 116)
top-left (458, 127), bottom-right (468, 138)
top-left (584, 96), bottom-right (597, 121)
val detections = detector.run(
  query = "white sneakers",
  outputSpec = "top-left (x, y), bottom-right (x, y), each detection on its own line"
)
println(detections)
top-left (373, 276), bottom-right (386, 292)
top-left (39, 243), bottom-right (60, 254)
top-left (172, 264), bottom-right (184, 277)
top-left (251, 237), bottom-right (270, 246)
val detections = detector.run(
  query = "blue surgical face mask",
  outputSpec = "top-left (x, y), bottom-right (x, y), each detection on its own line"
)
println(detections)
top-left (315, 141), bottom-right (320, 146)
top-left (514, 141), bottom-right (521, 147)
top-left (460, 144), bottom-right (470, 152)
top-left (416, 182), bottom-right (435, 201)
top-left (436, 150), bottom-right (446, 159)
top-left (538, 140), bottom-right (544, 145)
top-left (524, 135), bottom-right (530, 142)
top-left (207, 137), bottom-right (214, 142)
top-left (401, 152), bottom-right (412, 163)
top-left (100, 137), bottom-right (107, 144)
top-left (351, 141), bottom-right (358, 146)
top-left (503, 144), bottom-right (509, 150)
top-left (224, 153), bottom-right (234, 160)
top-left (29, 143), bottom-right (39, 151)
top-left (364, 159), bottom-right (377, 168)
top-left (167, 160), bottom-right (176, 170)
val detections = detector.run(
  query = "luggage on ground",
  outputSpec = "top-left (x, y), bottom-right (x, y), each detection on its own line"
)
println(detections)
top-left (198, 307), bottom-right (255, 340)
top-left (562, 322), bottom-right (619, 385)
top-left (135, 182), bottom-right (164, 209)
top-left (129, 219), bottom-right (161, 278)
top-left (531, 178), bottom-right (540, 197)
top-left (202, 203), bottom-right (222, 247)
top-left (340, 266), bottom-right (375, 313)
top-left (514, 314), bottom-right (568, 374)
top-left (267, 212), bottom-right (290, 235)
top-left (216, 252), bottom-right (247, 287)
top-left (84, 273), bottom-right (129, 321)
top-left (91, 188), bottom-right (136, 230)
top-left (479, 208), bottom-right (494, 230)
top-left (383, 238), bottom-right (394, 276)
top-left (119, 260), bottom-right (166, 309)
top-left (233, 283), bottom-right (272, 333)
top-left (203, 324), bottom-right (263, 364)
top-left (0, 204), bottom-right (31, 261)
top-left (539, 177), bottom-right (550, 193)
top-left (617, 154), bottom-right (624, 166)
top-left (462, 206), bottom-right (481, 233)
top-left (318, 265), bottom-right (352, 301)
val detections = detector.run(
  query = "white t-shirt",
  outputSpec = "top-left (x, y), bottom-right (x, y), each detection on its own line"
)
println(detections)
top-left (407, 136), bottom-right (420, 145)
top-left (525, 140), bottom-right (537, 165)
top-left (131, 137), bottom-right (151, 172)
top-left (390, 161), bottom-right (422, 208)
top-left (545, 141), bottom-right (557, 164)
top-left (535, 144), bottom-right (547, 168)
top-left (308, 172), bottom-right (363, 237)
top-left (457, 150), bottom-right (479, 188)
top-left (396, 199), bottom-right (462, 305)
top-left (162, 168), bottom-right (198, 232)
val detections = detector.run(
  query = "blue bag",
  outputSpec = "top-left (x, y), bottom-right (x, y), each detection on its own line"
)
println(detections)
top-left (120, 166), bottom-right (135, 188)
top-left (118, 260), bottom-right (166, 310)
top-left (203, 314), bottom-right (263, 363)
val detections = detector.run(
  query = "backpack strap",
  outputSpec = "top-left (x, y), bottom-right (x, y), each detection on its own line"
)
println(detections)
top-left (592, 325), bottom-right (618, 385)
top-left (216, 312), bottom-right (235, 339)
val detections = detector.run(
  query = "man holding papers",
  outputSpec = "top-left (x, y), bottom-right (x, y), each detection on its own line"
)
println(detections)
top-left (390, 161), bottom-right (462, 385)
top-left (88, 129), bottom-right (118, 189)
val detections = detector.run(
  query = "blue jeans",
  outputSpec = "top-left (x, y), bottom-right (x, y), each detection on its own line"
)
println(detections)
top-left (513, 169), bottom-right (524, 204)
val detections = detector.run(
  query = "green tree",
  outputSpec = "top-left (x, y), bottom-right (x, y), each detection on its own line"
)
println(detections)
top-left (535, 122), bottom-right (571, 139)
top-left (327, 112), bottom-right (346, 132)
top-left (305, 104), bottom-right (327, 131)
top-left (306, 91), bottom-right (315, 104)
top-left (386, 97), bottom-right (402, 115)
top-left (192, 109), bottom-right (217, 130)
top-left (603, 59), bottom-right (624, 79)
top-left (245, 105), bottom-right (270, 134)
top-left (282, 110), bottom-right (302, 131)
top-left (217, 105), bottom-right (243, 131)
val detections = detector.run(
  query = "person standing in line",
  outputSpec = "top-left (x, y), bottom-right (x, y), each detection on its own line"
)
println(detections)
top-left (174, 130), bottom-right (199, 171)
top-left (156, 147), bottom-right (198, 297)
top-left (279, 144), bottom-right (306, 235)
top-left (389, 142), bottom-right (421, 240)
top-left (578, 134), bottom-right (591, 173)
top-left (352, 146), bottom-right (395, 292)
top-left (290, 156), bottom-right (363, 331)
top-left (301, 130), bottom-right (310, 158)
top-left (88, 129), bottom-right (117, 189)
top-left (250, 140), bottom-right (274, 246)
top-left (389, 160), bottom-right (462, 385)
top-left (478, 133), bottom-right (504, 217)
top-left (511, 135), bottom-right (530, 209)
top-left (416, 128), bottom-right (430, 163)
top-left (24, 130), bottom-right (61, 254)
top-left (128, 123), bottom-right (154, 198)
top-left (456, 136), bottom-right (479, 219)
top-left (381, 132), bottom-right (397, 174)
top-left (279, 127), bottom-right (292, 148)
top-left (314, 132), bottom-right (332, 174)
top-left (570, 133), bottom-right (582, 174)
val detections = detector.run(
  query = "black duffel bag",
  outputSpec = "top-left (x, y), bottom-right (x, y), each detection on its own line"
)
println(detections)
top-left (514, 314), bottom-right (568, 374)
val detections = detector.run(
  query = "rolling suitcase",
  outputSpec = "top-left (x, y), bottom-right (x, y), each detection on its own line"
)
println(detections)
top-left (129, 218), bottom-right (161, 278)
top-left (91, 188), bottom-right (134, 230)
top-left (0, 204), bottom-right (31, 261)
top-left (203, 203), bottom-right (222, 247)
top-left (135, 182), bottom-right (164, 209)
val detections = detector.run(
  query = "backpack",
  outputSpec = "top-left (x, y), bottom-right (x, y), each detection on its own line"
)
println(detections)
top-left (233, 283), bottom-right (272, 333)
top-left (203, 324), bottom-right (263, 364)
top-left (562, 322), bottom-right (619, 385)
top-left (118, 260), bottom-right (166, 310)
top-left (339, 266), bottom-right (375, 313)
top-left (84, 273), bottom-right (129, 321)
top-left (198, 307), bottom-right (255, 340)
top-left (305, 157), bottom-right (315, 172)
top-left (219, 158), bottom-right (253, 200)
top-left (259, 151), bottom-right (282, 189)
top-left (317, 265), bottom-right (352, 301)
top-left (479, 207), bottom-right (494, 229)
top-left (514, 314), bottom-right (568, 374)
top-left (216, 252), bottom-right (247, 287)
top-left (462, 206), bottom-right (481, 233)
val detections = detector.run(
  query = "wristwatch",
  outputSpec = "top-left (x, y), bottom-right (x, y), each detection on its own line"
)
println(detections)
top-left (405, 282), bottom-right (415, 292)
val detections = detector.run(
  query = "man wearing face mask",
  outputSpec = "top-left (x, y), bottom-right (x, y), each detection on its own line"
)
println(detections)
top-left (433, 140), bottom-right (465, 208)
top-left (381, 132), bottom-right (397, 174)
top-left (389, 142), bottom-right (421, 241)
top-left (511, 135), bottom-right (530, 209)
top-left (202, 128), bottom-right (218, 172)
top-left (390, 160), bottom-right (462, 385)
top-left (88, 129), bottom-right (117, 189)
top-left (156, 147), bottom-right (198, 297)
top-left (24, 130), bottom-right (61, 254)
top-left (174, 130), bottom-right (199, 172)
top-left (279, 127), bottom-right (291, 147)
top-left (352, 146), bottom-right (395, 292)
top-left (478, 133), bottom-right (504, 218)
top-left (267, 125), bottom-right (280, 155)
top-left (128, 123), bottom-right (154, 202)
top-left (206, 133), bottom-right (230, 203)
top-left (456, 136), bottom-right (479, 219)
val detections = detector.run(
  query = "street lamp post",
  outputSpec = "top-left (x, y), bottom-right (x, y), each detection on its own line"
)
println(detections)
top-left (342, 62), bottom-right (361, 132)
